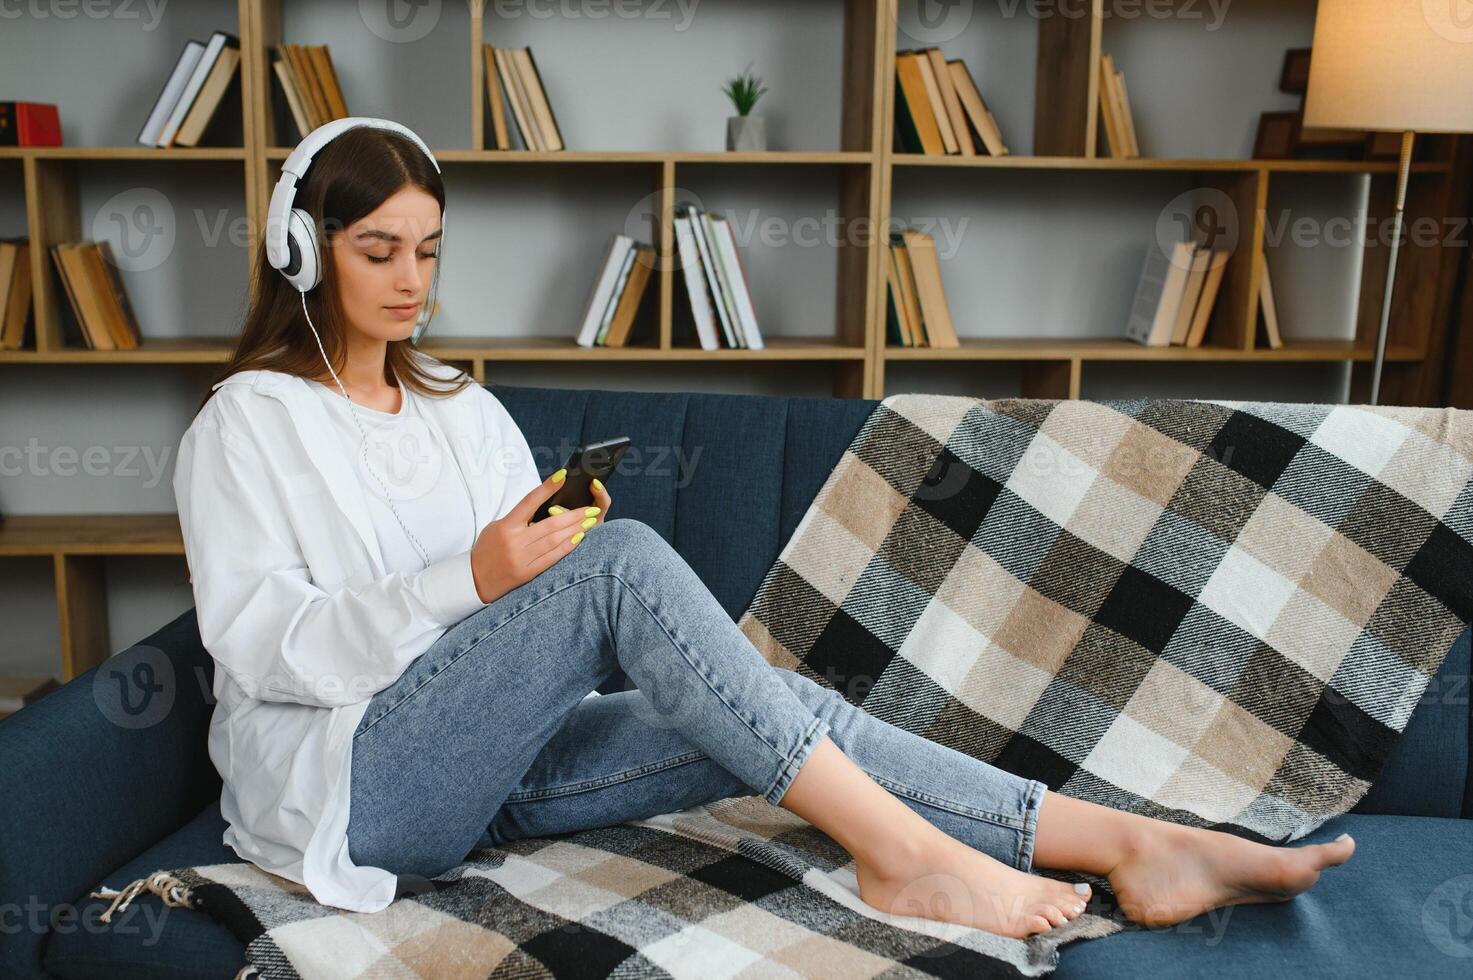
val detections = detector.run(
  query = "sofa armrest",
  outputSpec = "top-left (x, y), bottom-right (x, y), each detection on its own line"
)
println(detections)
top-left (1352, 622), bottom-right (1471, 819)
top-left (0, 608), bottom-right (220, 979)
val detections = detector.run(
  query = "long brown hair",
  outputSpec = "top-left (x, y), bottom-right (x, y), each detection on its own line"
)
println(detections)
top-left (201, 125), bottom-right (472, 411)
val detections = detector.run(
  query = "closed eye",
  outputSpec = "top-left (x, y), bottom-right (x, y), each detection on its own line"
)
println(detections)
top-left (367, 251), bottom-right (438, 264)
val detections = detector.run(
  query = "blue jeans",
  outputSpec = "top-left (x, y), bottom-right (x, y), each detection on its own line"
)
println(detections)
top-left (346, 518), bottom-right (1047, 890)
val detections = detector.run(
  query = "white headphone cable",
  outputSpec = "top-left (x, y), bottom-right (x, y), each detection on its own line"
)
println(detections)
top-left (300, 289), bottom-right (433, 571)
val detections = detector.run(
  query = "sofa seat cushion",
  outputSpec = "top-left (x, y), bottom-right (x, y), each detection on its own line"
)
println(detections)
top-left (44, 799), bottom-right (246, 980)
top-left (1054, 812), bottom-right (1473, 979)
top-left (47, 805), bottom-right (1472, 978)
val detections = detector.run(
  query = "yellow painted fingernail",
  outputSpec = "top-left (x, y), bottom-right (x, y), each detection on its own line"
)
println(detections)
top-left (581, 517), bottom-right (597, 530)
top-left (570, 531), bottom-right (585, 545)
top-left (548, 506), bottom-right (566, 516)
top-left (584, 506), bottom-right (600, 517)
top-left (552, 468), bottom-right (566, 483)
top-left (592, 478), bottom-right (604, 492)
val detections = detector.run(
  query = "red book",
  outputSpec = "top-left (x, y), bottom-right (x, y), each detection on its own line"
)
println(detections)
top-left (0, 103), bottom-right (63, 146)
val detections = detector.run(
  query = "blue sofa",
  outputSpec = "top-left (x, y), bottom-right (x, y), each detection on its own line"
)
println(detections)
top-left (3, 384), bottom-right (1470, 979)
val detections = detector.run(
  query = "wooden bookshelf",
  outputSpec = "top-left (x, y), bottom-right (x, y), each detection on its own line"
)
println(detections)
top-left (0, 0), bottom-right (1461, 404)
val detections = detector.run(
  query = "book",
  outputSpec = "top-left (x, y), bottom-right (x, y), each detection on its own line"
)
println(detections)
top-left (602, 245), bottom-right (655, 347)
top-left (673, 208), bottom-right (720, 350)
top-left (700, 211), bottom-right (746, 347)
top-left (273, 59), bottom-right (312, 140)
top-left (158, 32), bottom-right (239, 148)
top-left (947, 61), bottom-right (1008, 156)
top-left (895, 51), bottom-right (944, 154)
top-left (515, 48), bottom-right (564, 152)
top-left (926, 48), bottom-right (974, 157)
top-left (595, 246), bottom-right (637, 345)
top-left (482, 45), bottom-right (510, 150)
top-left (575, 234), bottom-right (635, 347)
top-left (913, 50), bottom-right (957, 154)
top-left (138, 41), bottom-right (205, 147)
top-left (1259, 261), bottom-right (1284, 349)
top-left (688, 206), bottom-right (737, 346)
top-left (90, 241), bottom-right (143, 350)
top-left (1099, 54), bottom-right (1139, 159)
top-left (0, 240), bottom-right (33, 350)
top-left (1124, 240), bottom-right (1196, 346)
top-left (891, 233), bottom-right (927, 346)
top-left (901, 229), bottom-right (959, 348)
top-left (0, 102), bottom-right (63, 146)
top-left (1169, 245), bottom-right (1213, 345)
top-left (1184, 249), bottom-right (1231, 348)
top-left (493, 47), bottom-right (540, 151)
top-left (310, 46), bottom-right (349, 121)
top-left (51, 243), bottom-right (113, 350)
top-left (885, 237), bottom-right (914, 346)
top-left (709, 214), bottom-right (764, 349)
top-left (173, 42), bottom-right (241, 147)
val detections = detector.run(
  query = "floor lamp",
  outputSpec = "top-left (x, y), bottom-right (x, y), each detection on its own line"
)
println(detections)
top-left (1303, 1), bottom-right (1473, 405)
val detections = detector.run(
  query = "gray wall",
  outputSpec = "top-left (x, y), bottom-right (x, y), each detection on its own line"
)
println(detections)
top-left (1, 0), bottom-right (1375, 674)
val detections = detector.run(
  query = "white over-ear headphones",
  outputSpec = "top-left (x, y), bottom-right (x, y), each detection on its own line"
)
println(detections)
top-left (266, 117), bottom-right (449, 573)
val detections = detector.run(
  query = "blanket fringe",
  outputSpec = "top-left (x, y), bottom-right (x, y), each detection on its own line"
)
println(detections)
top-left (89, 870), bottom-right (195, 923)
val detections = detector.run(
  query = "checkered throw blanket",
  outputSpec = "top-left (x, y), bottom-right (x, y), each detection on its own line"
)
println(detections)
top-left (739, 395), bottom-right (1473, 840)
top-left (94, 795), bottom-right (1117, 979)
top-left (93, 394), bottom-right (1472, 977)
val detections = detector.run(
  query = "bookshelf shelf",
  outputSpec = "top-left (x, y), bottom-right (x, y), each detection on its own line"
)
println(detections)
top-left (890, 155), bottom-right (1450, 176)
top-left (883, 338), bottom-right (1424, 363)
top-left (0, 147), bottom-right (247, 162)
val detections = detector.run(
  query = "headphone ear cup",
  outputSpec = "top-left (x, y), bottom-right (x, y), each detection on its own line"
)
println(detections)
top-left (285, 206), bottom-right (320, 292)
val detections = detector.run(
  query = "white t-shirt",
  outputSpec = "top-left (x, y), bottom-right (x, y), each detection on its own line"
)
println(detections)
top-left (306, 378), bottom-right (478, 575)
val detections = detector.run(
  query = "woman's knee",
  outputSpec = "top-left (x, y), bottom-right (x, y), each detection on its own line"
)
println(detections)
top-left (772, 666), bottom-right (843, 715)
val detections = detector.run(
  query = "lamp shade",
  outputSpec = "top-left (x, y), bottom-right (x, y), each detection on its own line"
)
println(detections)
top-left (1303, 0), bottom-right (1473, 133)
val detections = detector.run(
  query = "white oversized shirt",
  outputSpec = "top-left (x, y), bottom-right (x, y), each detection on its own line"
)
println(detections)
top-left (172, 351), bottom-right (547, 913)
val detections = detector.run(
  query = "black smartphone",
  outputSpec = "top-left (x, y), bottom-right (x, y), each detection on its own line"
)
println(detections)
top-left (531, 437), bottom-right (631, 523)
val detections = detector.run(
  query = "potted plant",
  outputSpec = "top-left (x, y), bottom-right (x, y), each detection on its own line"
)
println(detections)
top-left (723, 64), bottom-right (769, 152)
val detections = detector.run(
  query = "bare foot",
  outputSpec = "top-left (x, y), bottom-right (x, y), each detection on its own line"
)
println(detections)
top-left (855, 834), bottom-right (1092, 938)
top-left (1107, 824), bottom-right (1356, 927)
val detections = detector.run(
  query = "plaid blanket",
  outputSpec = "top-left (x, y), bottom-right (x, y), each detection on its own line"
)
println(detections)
top-left (94, 795), bottom-right (1118, 978)
top-left (92, 394), bottom-right (1473, 977)
top-left (739, 395), bottom-right (1473, 841)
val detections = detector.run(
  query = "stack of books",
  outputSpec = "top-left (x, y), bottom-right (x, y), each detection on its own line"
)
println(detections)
top-left (894, 48), bottom-right (1007, 156)
top-left (576, 234), bottom-right (655, 347)
top-left (138, 31), bottom-right (241, 148)
top-left (673, 204), bottom-right (764, 350)
top-left (483, 45), bottom-right (564, 151)
top-left (1124, 238), bottom-right (1231, 347)
top-left (273, 43), bottom-right (349, 138)
top-left (1098, 53), bottom-right (1140, 159)
top-left (885, 229), bottom-right (959, 348)
top-left (49, 241), bottom-right (143, 351)
top-left (0, 238), bottom-right (32, 350)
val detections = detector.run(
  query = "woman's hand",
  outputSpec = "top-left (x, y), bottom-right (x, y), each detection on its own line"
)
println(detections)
top-left (468, 469), bottom-right (605, 605)
top-left (547, 477), bottom-right (610, 529)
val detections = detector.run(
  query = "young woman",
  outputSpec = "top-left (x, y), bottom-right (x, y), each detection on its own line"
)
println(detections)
top-left (174, 123), bottom-right (1355, 939)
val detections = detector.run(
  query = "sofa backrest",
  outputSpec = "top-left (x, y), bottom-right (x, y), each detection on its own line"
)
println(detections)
top-left (492, 384), bottom-right (1470, 819)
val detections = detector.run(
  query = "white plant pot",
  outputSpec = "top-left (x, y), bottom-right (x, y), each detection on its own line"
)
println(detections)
top-left (726, 115), bottom-right (767, 152)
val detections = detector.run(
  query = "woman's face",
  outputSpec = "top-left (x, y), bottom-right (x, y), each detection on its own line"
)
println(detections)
top-left (329, 185), bottom-right (442, 343)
